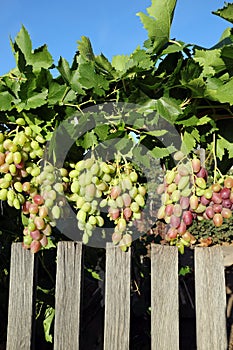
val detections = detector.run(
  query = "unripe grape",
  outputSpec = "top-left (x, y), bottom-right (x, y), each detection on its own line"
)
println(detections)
top-left (189, 195), bottom-right (199, 210)
top-left (117, 218), bottom-right (127, 232)
top-left (221, 208), bottom-right (232, 219)
top-left (177, 164), bottom-right (190, 176)
top-left (220, 187), bottom-right (230, 199)
top-left (39, 206), bottom-right (48, 218)
top-left (129, 171), bottom-right (138, 183)
top-left (109, 207), bottom-right (120, 220)
top-left (5, 152), bottom-right (14, 164)
top-left (29, 203), bottom-right (39, 214)
top-left (31, 167), bottom-right (40, 177)
top-left (196, 167), bottom-right (208, 178)
top-left (173, 150), bottom-right (185, 161)
top-left (42, 224), bottom-right (52, 236)
top-left (213, 203), bottom-right (222, 213)
top-left (167, 183), bottom-right (177, 194)
top-left (0, 188), bottom-right (7, 200)
top-left (204, 188), bottom-right (213, 199)
top-left (178, 176), bottom-right (190, 190)
top-left (157, 183), bottom-right (165, 195)
top-left (100, 162), bottom-right (110, 174)
top-left (24, 234), bottom-right (33, 246)
top-left (123, 207), bottom-right (132, 221)
top-left (135, 194), bottom-right (145, 207)
top-left (34, 217), bottom-right (45, 230)
top-left (0, 133), bottom-right (4, 143)
top-left (112, 231), bottom-right (122, 245)
top-left (224, 177), bottom-right (233, 189)
top-left (102, 173), bottom-right (112, 183)
top-left (30, 240), bottom-right (41, 253)
top-left (13, 198), bottom-right (20, 209)
top-left (212, 192), bottom-right (222, 204)
top-left (213, 213), bottom-right (223, 227)
top-left (13, 151), bottom-right (22, 164)
top-left (167, 227), bottom-right (178, 239)
top-left (171, 189), bottom-right (181, 202)
top-left (182, 210), bottom-right (193, 226)
top-left (177, 221), bottom-right (187, 235)
top-left (195, 203), bottom-right (206, 214)
top-left (165, 170), bottom-right (175, 184)
top-left (96, 215), bottom-right (104, 227)
top-left (191, 158), bottom-right (201, 173)
top-left (129, 186), bottom-right (138, 199)
top-left (51, 205), bottom-right (61, 220)
top-left (121, 233), bottom-right (132, 247)
top-left (165, 204), bottom-right (174, 216)
top-left (40, 235), bottom-right (48, 247)
top-left (170, 215), bottom-right (181, 228)
top-left (222, 199), bottom-right (232, 208)
top-left (14, 182), bottom-right (23, 192)
top-left (173, 204), bottom-right (182, 217)
top-left (212, 183), bottom-right (221, 192)
top-left (122, 193), bottom-right (131, 207)
top-left (200, 195), bottom-right (210, 206)
top-left (157, 205), bottom-right (166, 219)
top-left (195, 177), bottom-right (206, 189)
top-left (180, 196), bottom-right (190, 210)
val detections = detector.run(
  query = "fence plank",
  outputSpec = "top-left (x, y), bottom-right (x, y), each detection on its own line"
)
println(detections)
top-left (195, 246), bottom-right (227, 350)
top-left (151, 244), bottom-right (179, 350)
top-left (104, 243), bottom-right (131, 350)
top-left (6, 243), bottom-right (36, 350)
top-left (53, 241), bottom-right (82, 350)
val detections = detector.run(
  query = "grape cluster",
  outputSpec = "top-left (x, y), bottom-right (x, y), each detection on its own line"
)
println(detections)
top-left (157, 152), bottom-right (233, 253)
top-left (68, 156), bottom-right (147, 249)
top-left (0, 127), bottom-right (45, 208)
top-left (22, 164), bottom-right (67, 253)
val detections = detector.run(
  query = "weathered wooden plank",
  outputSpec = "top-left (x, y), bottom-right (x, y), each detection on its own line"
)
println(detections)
top-left (53, 241), bottom-right (82, 350)
top-left (151, 244), bottom-right (179, 350)
top-left (104, 243), bottom-right (131, 350)
top-left (6, 243), bottom-right (37, 350)
top-left (195, 246), bottom-right (227, 350)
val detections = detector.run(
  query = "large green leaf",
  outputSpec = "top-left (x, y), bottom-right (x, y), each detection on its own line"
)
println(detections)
top-left (137, 0), bottom-right (177, 53)
top-left (194, 49), bottom-right (225, 75)
top-left (213, 3), bottom-right (233, 24)
top-left (77, 36), bottom-right (95, 61)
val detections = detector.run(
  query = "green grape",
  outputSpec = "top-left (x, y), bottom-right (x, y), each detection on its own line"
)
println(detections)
top-left (13, 198), bottom-right (20, 209)
top-left (51, 205), bottom-right (61, 220)
top-left (13, 151), bottom-right (22, 165)
top-left (77, 209), bottom-right (87, 223)
top-left (0, 188), bottom-right (7, 200)
top-left (14, 182), bottom-right (23, 192)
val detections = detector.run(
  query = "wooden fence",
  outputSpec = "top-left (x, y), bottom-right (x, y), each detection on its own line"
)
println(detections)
top-left (5, 242), bottom-right (229, 350)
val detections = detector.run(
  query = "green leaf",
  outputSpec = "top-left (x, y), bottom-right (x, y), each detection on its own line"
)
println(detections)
top-left (79, 131), bottom-right (98, 149)
top-left (95, 124), bottom-right (109, 141)
top-left (77, 36), bottom-right (95, 61)
top-left (214, 79), bottom-right (233, 104)
top-left (149, 145), bottom-right (176, 158)
top-left (194, 49), bottom-right (225, 75)
top-left (0, 91), bottom-right (16, 111)
top-left (213, 3), bottom-right (233, 24)
top-left (21, 213), bottom-right (29, 226)
top-left (43, 306), bottom-right (55, 343)
top-left (14, 26), bottom-right (32, 62)
top-left (156, 96), bottom-right (182, 123)
top-left (137, 0), bottom-right (177, 53)
top-left (57, 57), bottom-right (72, 84)
top-left (78, 62), bottom-right (109, 95)
top-left (30, 45), bottom-right (53, 71)
top-left (181, 130), bottom-right (199, 154)
top-left (112, 55), bottom-right (130, 72)
top-left (17, 90), bottom-right (48, 111)
top-left (217, 135), bottom-right (233, 160)
top-left (48, 82), bottom-right (67, 104)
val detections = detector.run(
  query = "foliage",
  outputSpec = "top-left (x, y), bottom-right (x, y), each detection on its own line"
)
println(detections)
top-left (0, 0), bottom-right (233, 345)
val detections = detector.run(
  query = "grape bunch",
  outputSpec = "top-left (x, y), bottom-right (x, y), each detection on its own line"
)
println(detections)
top-left (22, 164), bottom-right (67, 253)
top-left (0, 126), bottom-right (45, 210)
top-left (68, 155), bottom-right (147, 250)
top-left (157, 152), bottom-right (233, 253)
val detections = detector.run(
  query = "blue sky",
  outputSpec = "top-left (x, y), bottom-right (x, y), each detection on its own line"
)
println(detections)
top-left (0, 0), bottom-right (230, 75)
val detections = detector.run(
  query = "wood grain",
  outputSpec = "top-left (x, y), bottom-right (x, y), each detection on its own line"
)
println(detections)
top-left (104, 243), bottom-right (131, 350)
top-left (151, 244), bottom-right (179, 350)
top-left (6, 243), bottom-right (37, 350)
top-left (195, 246), bottom-right (227, 350)
top-left (53, 241), bottom-right (83, 350)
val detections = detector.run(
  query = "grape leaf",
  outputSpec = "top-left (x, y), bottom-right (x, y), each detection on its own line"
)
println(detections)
top-left (77, 36), bottom-right (95, 61)
top-left (213, 3), bottom-right (233, 24)
top-left (217, 135), bottom-right (233, 160)
top-left (14, 25), bottom-right (32, 62)
top-left (156, 96), bottom-right (182, 123)
top-left (137, 0), bottom-right (177, 53)
top-left (194, 49), bottom-right (225, 75)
